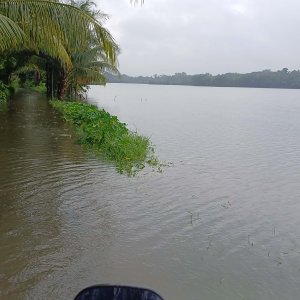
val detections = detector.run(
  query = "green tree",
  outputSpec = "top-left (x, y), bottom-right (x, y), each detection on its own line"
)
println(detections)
top-left (66, 46), bottom-right (119, 99)
top-left (0, 0), bottom-right (119, 98)
top-left (58, 0), bottom-right (119, 99)
top-left (0, 0), bottom-right (118, 66)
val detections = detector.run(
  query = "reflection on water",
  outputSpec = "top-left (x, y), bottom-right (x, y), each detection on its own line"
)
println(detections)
top-left (1, 86), bottom-right (300, 299)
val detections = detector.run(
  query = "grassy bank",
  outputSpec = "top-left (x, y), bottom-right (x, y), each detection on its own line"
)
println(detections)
top-left (51, 100), bottom-right (160, 175)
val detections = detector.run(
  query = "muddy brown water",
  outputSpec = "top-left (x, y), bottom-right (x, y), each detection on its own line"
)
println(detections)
top-left (1, 86), bottom-right (300, 299)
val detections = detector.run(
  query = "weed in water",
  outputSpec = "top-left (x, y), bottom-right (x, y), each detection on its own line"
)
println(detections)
top-left (51, 100), bottom-right (162, 175)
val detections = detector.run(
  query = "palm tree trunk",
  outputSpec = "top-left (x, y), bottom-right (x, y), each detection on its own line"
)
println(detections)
top-left (58, 69), bottom-right (66, 100)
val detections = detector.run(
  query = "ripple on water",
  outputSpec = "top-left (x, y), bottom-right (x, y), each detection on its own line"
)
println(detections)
top-left (2, 88), bottom-right (300, 300)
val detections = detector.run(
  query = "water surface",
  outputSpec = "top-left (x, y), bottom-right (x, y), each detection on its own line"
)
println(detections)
top-left (1, 85), bottom-right (300, 300)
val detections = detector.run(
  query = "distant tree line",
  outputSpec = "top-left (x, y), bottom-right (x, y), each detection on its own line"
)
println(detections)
top-left (105, 68), bottom-right (300, 89)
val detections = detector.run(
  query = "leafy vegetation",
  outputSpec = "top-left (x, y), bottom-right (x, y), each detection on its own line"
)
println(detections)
top-left (0, 0), bottom-right (162, 175)
top-left (51, 100), bottom-right (160, 175)
top-left (0, 80), bottom-right (9, 104)
top-left (0, 0), bottom-right (119, 99)
top-left (106, 68), bottom-right (300, 89)
top-left (0, 0), bottom-right (118, 66)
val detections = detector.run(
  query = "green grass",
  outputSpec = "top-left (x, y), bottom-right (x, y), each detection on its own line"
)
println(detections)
top-left (51, 100), bottom-right (160, 175)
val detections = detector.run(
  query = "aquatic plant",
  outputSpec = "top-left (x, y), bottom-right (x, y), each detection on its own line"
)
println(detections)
top-left (51, 100), bottom-right (160, 175)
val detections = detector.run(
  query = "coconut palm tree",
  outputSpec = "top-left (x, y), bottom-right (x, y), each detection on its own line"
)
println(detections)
top-left (0, 0), bottom-right (119, 98)
top-left (0, 13), bottom-right (26, 52)
top-left (60, 0), bottom-right (119, 98)
top-left (0, 0), bottom-right (118, 68)
top-left (66, 45), bottom-right (119, 99)
top-left (67, 0), bottom-right (107, 19)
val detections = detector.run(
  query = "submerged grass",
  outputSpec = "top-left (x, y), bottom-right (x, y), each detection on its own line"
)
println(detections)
top-left (51, 100), bottom-right (160, 175)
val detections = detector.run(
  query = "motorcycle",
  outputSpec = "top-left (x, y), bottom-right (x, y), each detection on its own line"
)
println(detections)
top-left (74, 285), bottom-right (164, 300)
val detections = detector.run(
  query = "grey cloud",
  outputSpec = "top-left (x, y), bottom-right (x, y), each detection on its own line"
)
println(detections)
top-left (97, 0), bottom-right (300, 75)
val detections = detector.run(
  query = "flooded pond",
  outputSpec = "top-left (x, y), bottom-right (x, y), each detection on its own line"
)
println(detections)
top-left (1, 85), bottom-right (300, 299)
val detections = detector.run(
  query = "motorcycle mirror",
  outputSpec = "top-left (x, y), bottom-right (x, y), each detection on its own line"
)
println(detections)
top-left (74, 285), bottom-right (164, 300)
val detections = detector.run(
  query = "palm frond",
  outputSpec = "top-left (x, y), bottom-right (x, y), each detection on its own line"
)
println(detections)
top-left (0, 0), bottom-right (119, 66)
top-left (68, 66), bottom-right (106, 84)
top-left (67, 0), bottom-right (109, 21)
top-left (14, 63), bottom-right (40, 74)
top-left (0, 13), bottom-right (26, 51)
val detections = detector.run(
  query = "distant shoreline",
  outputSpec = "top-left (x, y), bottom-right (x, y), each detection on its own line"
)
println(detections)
top-left (104, 82), bottom-right (300, 91)
top-left (105, 68), bottom-right (300, 90)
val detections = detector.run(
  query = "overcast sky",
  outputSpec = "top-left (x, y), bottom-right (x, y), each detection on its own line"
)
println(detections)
top-left (96, 0), bottom-right (300, 76)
